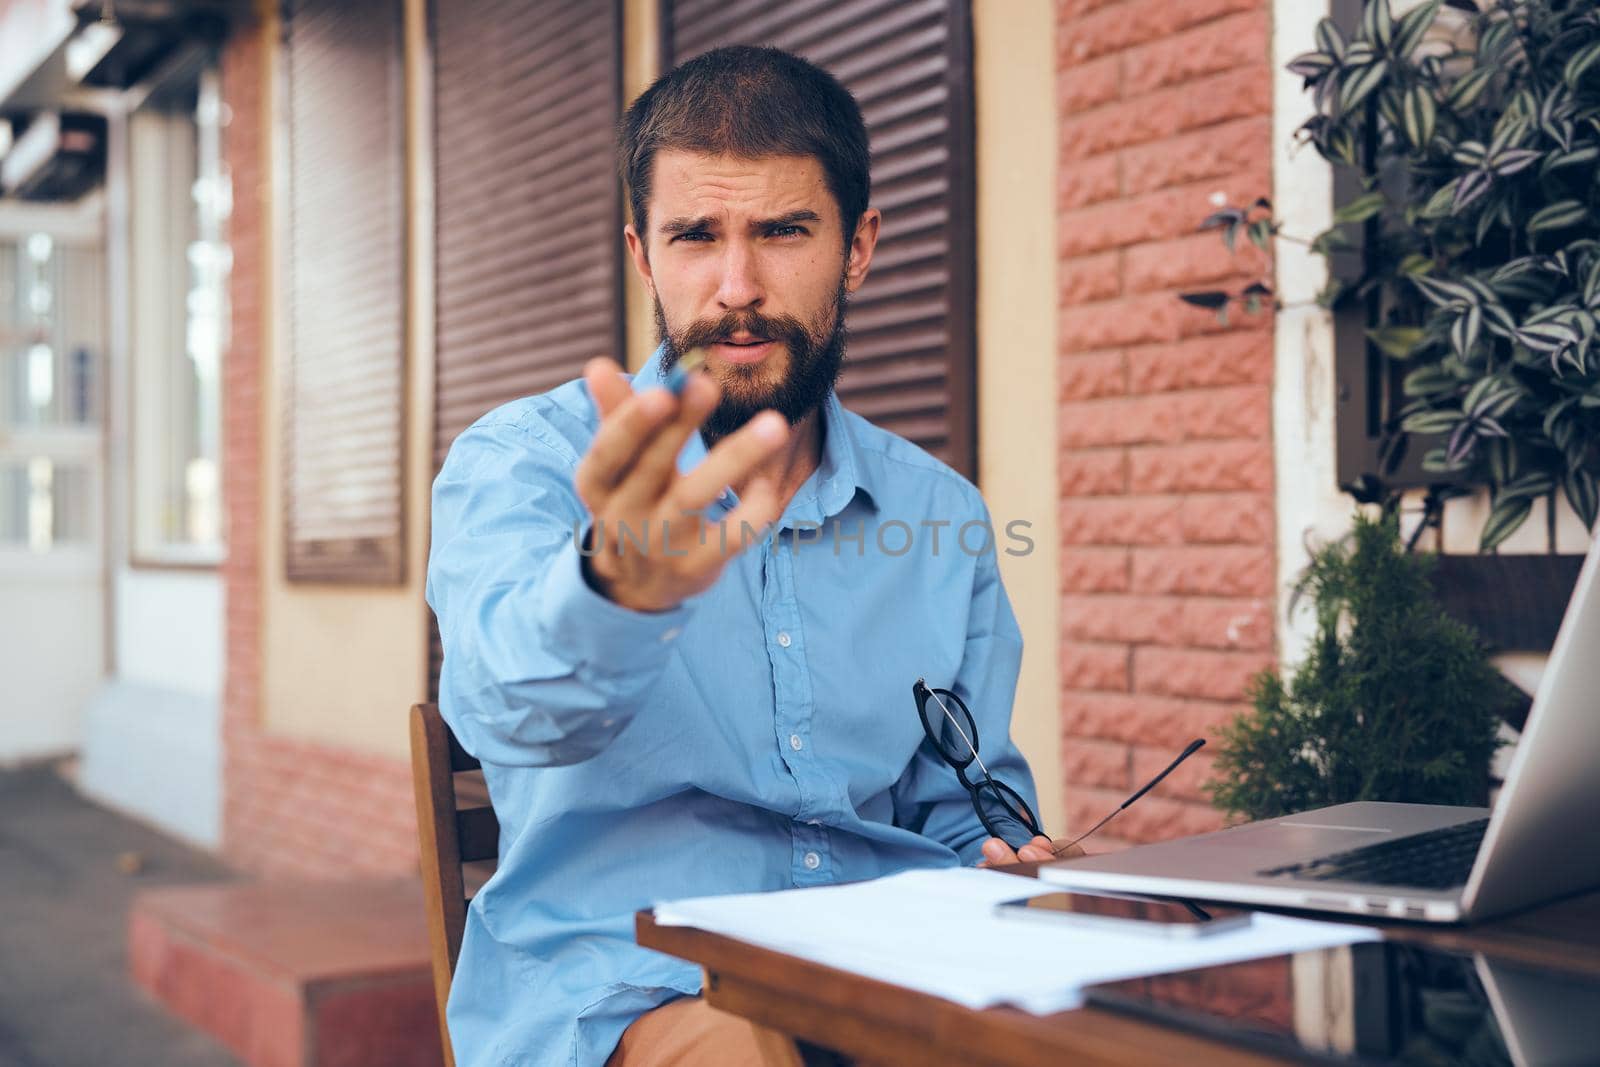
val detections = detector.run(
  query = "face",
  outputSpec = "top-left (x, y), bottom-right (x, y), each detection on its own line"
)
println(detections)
top-left (625, 150), bottom-right (879, 441)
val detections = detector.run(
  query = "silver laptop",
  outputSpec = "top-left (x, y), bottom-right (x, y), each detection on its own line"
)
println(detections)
top-left (1041, 530), bottom-right (1600, 923)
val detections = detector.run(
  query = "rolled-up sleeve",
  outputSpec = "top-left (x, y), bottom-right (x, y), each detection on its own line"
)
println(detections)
top-left (426, 412), bottom-right (693, 767)
top-left (890, 517), bottom-right (1038, 866)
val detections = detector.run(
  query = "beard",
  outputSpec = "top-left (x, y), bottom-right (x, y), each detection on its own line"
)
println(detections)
top-left (656, 270), bottom-right (850, 444)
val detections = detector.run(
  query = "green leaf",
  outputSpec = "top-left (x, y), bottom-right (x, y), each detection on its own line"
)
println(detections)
top-left (1499, 473), bottom-right (1555, 501)
top-left (1564, 40), bottom-right (1600, 89)
top-left (1248, 218), bottom-right (1273, 251)
top-left (1334, 191), bottom-right (1386, 224)
top-left (1420, 180), bottom-right (1459, 219)
top-left (1445, 66), bottom-right (1496, 111)
top-left (1361, 0), bottom-right (1394, 51)
top-left (1315, 17), bottom-right (1347, 63)
top-left (1527, 200), bottom-right (1589, 235)
top-left (1540, 143), bottom-right (1600, 178)
top-left (1179, 291), bottom-right (1229, 310)
top-left (1451, 305), bottom-right (1482, 358)
top-left (1564, 468), bottom-right (1598, 528)
top-left (1403, 365), bottom-right (1457, 397)
top-left (1585, 259), bottom-right (1600, 309)
top-left (1402, 85), bottom-right (1437, 150)
top-left (1392, 0), bottom-right (1440, 59)
top-left (1479, 494), bottom-right (1533, 552)
top-left (1340, 60), bottom-right (1390, 113)
top-left (1367, 326), bottom-right (1426, 359)
top-left (1402, 409), bottom-right (1461, 435)
top-left (1412, 274), bottom-right (1475, 307)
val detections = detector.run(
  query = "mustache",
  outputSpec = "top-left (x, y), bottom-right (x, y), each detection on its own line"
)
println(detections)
top-left (673, 311), bottom-right (808, 349)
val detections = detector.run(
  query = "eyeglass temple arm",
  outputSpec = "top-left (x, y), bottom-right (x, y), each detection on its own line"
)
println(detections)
top-left (1053, 738), bottom-right (1206, 856)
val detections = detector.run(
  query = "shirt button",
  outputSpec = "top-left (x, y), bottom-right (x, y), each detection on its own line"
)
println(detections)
top-left (789, 733), bottom-right (803, 751)
top-left (776, 631), bottom-right (792, 648)
top-left (803, 851), bottom-right (821, 870)
top-left (660, 626), bottom-right (681, 643)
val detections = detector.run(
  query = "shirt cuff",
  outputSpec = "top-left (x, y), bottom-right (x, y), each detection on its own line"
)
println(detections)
top-left (535, 533), bottom-right (694, 674)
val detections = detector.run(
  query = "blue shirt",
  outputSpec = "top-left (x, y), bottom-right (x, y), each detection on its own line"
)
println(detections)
top-left (425, 347), bottom-right (1038, 1067)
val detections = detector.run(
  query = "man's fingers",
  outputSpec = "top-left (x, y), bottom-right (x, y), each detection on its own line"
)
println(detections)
top-left (980, 838), bottom-right (1019, 867)
top-left (583, 357), bottom-right (632, 419)
top-left (1016, 836), bottom-right (1056, 864)
top-left (608, 375), bottom-right (720, 513)
top-left (575, 388), bottom-right (677, 504)
top-left (673, 411), bottom-right (789, 511)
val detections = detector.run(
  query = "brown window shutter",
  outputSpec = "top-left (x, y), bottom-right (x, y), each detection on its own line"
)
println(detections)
top-left (661, 0), bottom-right (978, 479)
top-left (430, 0), bottom-right (624, 472)
top-left (428, 0), bottom-right (624, 698)
top-left (282, 0), bottom-right (407, 584)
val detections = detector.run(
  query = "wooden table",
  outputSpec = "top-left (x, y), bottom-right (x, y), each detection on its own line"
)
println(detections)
top-left (636, 867), bottom-right (1600, 1067)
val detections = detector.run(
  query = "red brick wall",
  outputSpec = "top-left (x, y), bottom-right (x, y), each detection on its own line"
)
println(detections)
top-left (1055, 0), bottom-right (1278, 848)
top-left (221, 23), bottom-right (419, 881)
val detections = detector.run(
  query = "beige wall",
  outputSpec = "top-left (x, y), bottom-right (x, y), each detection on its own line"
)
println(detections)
top-left (973, 0), bottom-right (1064, 832)
top-left (257, 0), bottom-right (435, 761)
top-left (623, 0), bottom-right (658, 372)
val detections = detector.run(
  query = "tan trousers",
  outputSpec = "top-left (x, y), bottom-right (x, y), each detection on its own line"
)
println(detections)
top-left (605, 996), bottom-right (804, 1067)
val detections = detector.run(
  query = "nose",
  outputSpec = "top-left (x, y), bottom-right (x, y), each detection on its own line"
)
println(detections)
top-left (714, 239), bottom-right (763, 312)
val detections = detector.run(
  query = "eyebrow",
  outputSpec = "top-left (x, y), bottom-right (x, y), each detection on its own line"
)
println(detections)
top-left (658, 209), bottom-right (823, 236)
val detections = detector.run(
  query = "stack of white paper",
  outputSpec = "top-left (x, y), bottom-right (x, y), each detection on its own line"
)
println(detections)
top-left (653, 867), bottom-right (1378, 1015)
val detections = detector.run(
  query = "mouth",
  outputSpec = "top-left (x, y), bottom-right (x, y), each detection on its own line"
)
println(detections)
top-left (711, 337), bottom-right (776, 365)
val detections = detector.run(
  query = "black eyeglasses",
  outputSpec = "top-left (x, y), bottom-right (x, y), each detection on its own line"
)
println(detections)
top-left (912, 678), bottom-right (1042, 850)
top-left (912, 677), bottom-right (1208, 856)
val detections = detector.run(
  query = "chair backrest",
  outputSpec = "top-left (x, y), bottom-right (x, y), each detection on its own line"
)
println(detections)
top-left (410, 702), bottom-right (499, 1067)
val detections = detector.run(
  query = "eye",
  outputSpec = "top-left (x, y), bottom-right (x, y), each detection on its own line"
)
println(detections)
top-left (671, 231), bottom-right (711, 243)
top-left (770, 224), bottom-right (806, 238)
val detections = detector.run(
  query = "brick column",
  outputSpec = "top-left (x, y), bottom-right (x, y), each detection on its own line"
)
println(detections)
top-left (1055, 0), bottom-right (1278, 847)
top-left (221, 23), bottom-right (419, 880)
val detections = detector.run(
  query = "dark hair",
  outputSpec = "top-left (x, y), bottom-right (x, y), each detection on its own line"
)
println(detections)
top-left (616, 46), bottom-right (870, 247)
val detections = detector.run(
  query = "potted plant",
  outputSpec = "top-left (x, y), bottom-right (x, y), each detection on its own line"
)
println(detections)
top-left (1208, 510), bottom-right (1510, 821)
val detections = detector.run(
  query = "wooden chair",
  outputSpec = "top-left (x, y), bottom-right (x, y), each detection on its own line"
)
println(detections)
top-left (410, 702), bottom-right (499, 1067)
top-left (409, 701), bottom-right (816, 1067)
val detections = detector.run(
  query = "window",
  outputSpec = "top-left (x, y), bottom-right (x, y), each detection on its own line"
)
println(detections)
top-left (0, 231), bottom-right (102, 560)
top-left (128, 63), bottom-right (227, 565)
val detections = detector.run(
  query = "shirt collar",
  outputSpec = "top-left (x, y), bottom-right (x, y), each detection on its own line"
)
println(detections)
top-left (631, 344), bottom-right (878, 522)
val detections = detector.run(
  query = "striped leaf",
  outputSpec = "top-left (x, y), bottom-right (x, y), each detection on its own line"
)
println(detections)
top-left (1499, 473), bottom-right (1555, 501)
top-left (1362, 0), bottom-right (1394, 50)
top-left (1514, 321), bottom-right (1581, 353)
top-left (1564, 468), bottom-right (1598, 528)
top-left (1340, 60), bottom-right (1390, 112)
top-left (1334, 191), bottom-right (1386, 224)
top-left (1490, 148), bottom-right (1541, 176)
top-left (1452, 168), bottom-right (1492, 212)
top-left (1411, 274), bottom-right (1476, 307)
top-left (1402, 84), bottom-right (1437, 149)
top-left (1527, 200), bottom-right (1588, 235)
top-left (1367, 325), bottom-right (1426, 359)
top-left (1445, 66), bottom-right (1496, 110)
top-left (1479, 494), bottom-right (1533, 552)
top-left (1392, 0), bottom-right (1440, 58)
top-left (1402, 409), bottom-right (1461, 435)
top-left (1315, 17), bottom-right (1346, 62)
top-left (1451, 304), bottom-right (1482, 357)
top-left (1564, 40), bottom-right (1600, 89)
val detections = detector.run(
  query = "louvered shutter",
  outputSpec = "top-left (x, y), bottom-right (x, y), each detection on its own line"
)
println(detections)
top-left (282, 0), bottom-right (407, 583)
top-left (428, 0), bottom-right (624, 698)
top-left (662, 0), bottom-right (977, 477)
top-left (430, 0), bottom-right (624, 470)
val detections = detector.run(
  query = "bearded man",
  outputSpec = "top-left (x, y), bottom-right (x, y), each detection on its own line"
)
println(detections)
top-left (426, 44), bottom-right (1064, 1067)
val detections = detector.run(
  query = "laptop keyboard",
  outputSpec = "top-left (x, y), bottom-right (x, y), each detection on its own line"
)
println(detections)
top-left (1257, 817), bottom-right (1490, 890)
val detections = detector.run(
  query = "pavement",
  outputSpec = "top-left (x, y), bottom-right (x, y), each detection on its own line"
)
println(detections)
top-left (0, 760), bottom-right (240, 1067)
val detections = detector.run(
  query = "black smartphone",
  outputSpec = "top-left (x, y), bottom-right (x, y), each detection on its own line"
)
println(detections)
top-left (994, 891), bottom-right (1253, 938)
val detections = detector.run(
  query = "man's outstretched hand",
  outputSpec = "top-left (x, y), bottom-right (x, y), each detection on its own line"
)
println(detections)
top-left (978, 835), bottom-right (1086, 867)
top-left (576, 357), bottom-right (789, 613)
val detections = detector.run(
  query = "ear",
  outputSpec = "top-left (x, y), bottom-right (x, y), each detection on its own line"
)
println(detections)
top-left (844, 208), bottom-right (881, 295)
top-left (624, 223), bottom-right (656, 300)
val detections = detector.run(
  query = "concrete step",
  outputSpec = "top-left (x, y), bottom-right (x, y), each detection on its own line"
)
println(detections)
top-left (129, 879), bottom-right (445, 1067)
